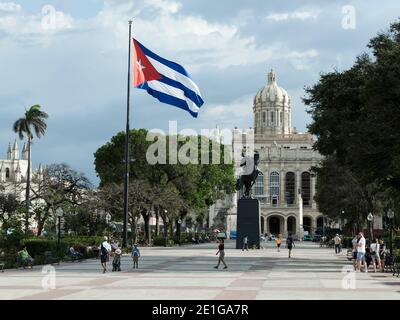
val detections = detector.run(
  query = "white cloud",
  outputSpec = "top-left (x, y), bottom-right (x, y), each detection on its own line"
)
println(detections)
top-left (0, 4), bottom-right (74, 35)
top-left (144, 0), bottom-right (182, 14)
top-left (204, 95), bottom-right (253, 120)
top-left (266, 10), bottom-right (319, 22)
top-left (0, 2), bottom-right (21, 12)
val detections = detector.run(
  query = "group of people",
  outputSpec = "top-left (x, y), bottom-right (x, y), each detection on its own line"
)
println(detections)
top-left (241, 234), bottom-right (295, 258)
top-left (275, 234), bottom-right (295, 258)
top-left (98, 237), bottom-right (141, 274)
top-left (351, 232), bottom-right (387, 273)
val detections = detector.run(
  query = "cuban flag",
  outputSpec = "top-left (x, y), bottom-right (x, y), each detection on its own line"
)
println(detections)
top-left (133, 38), bottom-right (204, 118)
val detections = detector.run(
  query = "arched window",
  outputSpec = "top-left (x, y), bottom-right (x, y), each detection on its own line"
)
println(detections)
top-left (301, 172), bottom-right (311, 206)
top-left (262, 112), bottom-right (266, 123)
top-left (5, 168), bottom-right (10, 179)
top-left (270, 111), bottom-right (275, 127)
top-left (270, 172), bottom-right (280, 205)
top-left (285, 172), bottom-right (295, 205)
top-left (254, 173), bottom-right (264, 196)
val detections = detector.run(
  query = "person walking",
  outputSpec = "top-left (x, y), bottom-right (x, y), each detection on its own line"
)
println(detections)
top-left (351, 234), bottom-right (359, 270)
top-left (242, 235), bottom-right (249, 251)
top-left (286, 234), bottom-right (295, 258)
top-left (356, 232), bottom-right (367, 273)
top-left (214, 239), bottom-right (228, 269)
top-left (379, 240), bottom-right (386, 272)
top-left (112, 248), bottom-right (122, 272)
top-left (131, 244), bottom-right (141, 269)
top-left (275, 236), bottom-right (282, 252)
top-left (334, 234), bottom-right (342, 254)
top-left (99, 236), bottom-right (111, 274)
top-left (370, 238), bottom-right (381, 273)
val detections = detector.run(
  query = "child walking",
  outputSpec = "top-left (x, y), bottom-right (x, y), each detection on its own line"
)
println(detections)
top-left (132, 244), bottom-right (140, 269)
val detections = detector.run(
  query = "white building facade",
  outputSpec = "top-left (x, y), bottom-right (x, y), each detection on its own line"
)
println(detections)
top-left (210, 70), bottom-right (327, 238)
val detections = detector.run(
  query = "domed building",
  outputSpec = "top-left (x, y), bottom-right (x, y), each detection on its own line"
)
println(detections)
top-left (230, 69), bottom-right (325, 238)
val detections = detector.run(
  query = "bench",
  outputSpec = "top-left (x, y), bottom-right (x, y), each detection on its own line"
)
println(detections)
top-left (44, 251), bottom-right (60, 265)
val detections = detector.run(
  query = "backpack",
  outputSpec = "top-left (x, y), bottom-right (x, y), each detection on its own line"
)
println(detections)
top-left (287, 238), bottom-right (293, 246)
top-left (101, 243), bottom-right (108, 256)
top-left (133, 249), bottom-right (139, 257)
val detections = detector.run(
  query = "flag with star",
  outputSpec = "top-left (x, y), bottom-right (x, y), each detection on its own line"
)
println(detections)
top-left (132, 38), bottom-right (204, 118)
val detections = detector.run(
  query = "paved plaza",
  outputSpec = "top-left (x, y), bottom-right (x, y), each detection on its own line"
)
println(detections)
top-left (0, 241), bottom-right (399, 300)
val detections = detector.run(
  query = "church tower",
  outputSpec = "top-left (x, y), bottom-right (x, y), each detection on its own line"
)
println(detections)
top-left (253, 69), bottom-right (292, 135)
top-left (12, 140), bottom-right (19, 160)
top-left (22, 143), bottom-right (29, 160)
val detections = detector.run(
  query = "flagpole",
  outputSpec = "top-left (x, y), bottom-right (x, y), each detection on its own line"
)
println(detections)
top-left (122, 20), bottom-right (132, 249)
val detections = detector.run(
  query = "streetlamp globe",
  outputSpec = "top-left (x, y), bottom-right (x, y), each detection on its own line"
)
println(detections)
top-left (387, 209), bottom-right (395, 219)
top-left (56, 207), bottom-right (64, 217)
top-left (367, 212), bottom-right (373, 221)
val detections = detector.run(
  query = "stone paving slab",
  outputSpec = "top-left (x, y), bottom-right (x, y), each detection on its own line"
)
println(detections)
top-left (0, 241), bottom-right (399, 300)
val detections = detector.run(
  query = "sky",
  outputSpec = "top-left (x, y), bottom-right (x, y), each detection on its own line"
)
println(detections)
top-left (0, 0), bottom-right (398, 186)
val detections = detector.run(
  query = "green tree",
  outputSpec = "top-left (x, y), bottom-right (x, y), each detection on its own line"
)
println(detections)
top-left (94, 130), bottom-right (235, 244)
top-left (30, 163), bottom-right (91, 236)
top-left (13, 105), bottom-right (48, 234)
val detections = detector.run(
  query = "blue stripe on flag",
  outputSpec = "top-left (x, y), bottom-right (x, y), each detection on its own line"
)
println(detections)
top-left (139, 83), bottom-right (199, 118)
top-left (135, 39), bottom-right (190, 78)
top-left (158, 75), bottom-right (204, 108)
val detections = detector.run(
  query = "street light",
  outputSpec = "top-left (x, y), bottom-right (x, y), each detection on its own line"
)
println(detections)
top-left (367, 212), bottom-right (373, 245)
top-left (387, 209), bottom-right (395, 256)
top-left (105, 212), bottom-right (112, 242)
top-left (56, 207), bottom-right (64, 258)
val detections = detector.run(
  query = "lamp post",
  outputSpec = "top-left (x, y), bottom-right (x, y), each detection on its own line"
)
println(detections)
top-left (367, 212), bottom-right (373, 245)
top-left (56, 207), bottom-right (64, 258)
top-left (105, 213), bottom-right (112, 242)
top-left (387, 209), bottom-right (395, 256)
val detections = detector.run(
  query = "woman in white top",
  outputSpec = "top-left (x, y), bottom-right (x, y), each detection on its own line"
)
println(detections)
top-left (370, 238), bottom-right (381, 272)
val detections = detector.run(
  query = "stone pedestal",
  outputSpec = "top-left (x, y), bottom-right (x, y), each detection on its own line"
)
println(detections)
top-left (236, 199), bottom-right (260, 249)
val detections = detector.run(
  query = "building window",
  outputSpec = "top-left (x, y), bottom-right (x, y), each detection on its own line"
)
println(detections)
top-left (5, 168), bottom-right (10, 179)
top-left (280, 112), bottom-right (283, 125)
top-left (301, 172), bottom-right (311, 206)
top-left (270, 172), bottom-right (280, 205)
top-left (262, 112), bottom-right (266, 123)
top-left (285, 172), bottom-right (295, 205)
top-left (271, 111), bottom-right (275, 127)
top-left (254, 173), bottom-right (264, 196)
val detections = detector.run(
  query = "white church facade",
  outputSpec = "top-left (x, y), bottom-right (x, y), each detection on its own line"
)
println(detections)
top-left (0, 140), bottom-right (43, 208)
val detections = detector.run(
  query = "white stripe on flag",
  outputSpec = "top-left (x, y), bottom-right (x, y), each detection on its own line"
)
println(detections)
top-left (148, 56), bottom-right (202, 97)
top-left (147, 80), bottom-right (200, 113)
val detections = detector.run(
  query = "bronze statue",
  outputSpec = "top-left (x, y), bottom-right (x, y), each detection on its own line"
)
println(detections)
top-left (236, 150), bottom-right (261, 199)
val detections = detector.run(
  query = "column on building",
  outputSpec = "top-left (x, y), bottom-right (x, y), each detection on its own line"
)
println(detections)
top-left (283, 216), bottom-right (288, 238)
top-left (264, 170), bottom-right (270, 204)
top-left (311, 175), bottom-right (317, 209)
top-left (311, 215), bottom-right (317, 235)
top-left (295, 170), bottom-right (301, 204)
top-left (280, 168), bottom-right (285, 206)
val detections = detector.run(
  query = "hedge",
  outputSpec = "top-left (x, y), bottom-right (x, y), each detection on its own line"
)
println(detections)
top-left (0, 235), bottom-right (105, 269)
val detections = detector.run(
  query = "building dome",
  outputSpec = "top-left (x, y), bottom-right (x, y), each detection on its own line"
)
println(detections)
top-left (254, 70), bottom-right (291, 105)
top-left (253, 69), bottom-right (292, 135)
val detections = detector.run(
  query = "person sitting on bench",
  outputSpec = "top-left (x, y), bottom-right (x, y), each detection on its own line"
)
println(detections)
top-left (17, 246), bottom-right (34, 269)
top-left (68, 246), bottom-right (83, 261)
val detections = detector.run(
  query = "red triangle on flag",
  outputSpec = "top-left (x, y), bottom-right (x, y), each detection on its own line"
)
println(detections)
top-left (133, 39), bottom-right (162, 87)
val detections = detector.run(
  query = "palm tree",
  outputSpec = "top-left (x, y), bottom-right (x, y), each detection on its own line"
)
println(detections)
top-left (13, 105), bottom-right (48, 234)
